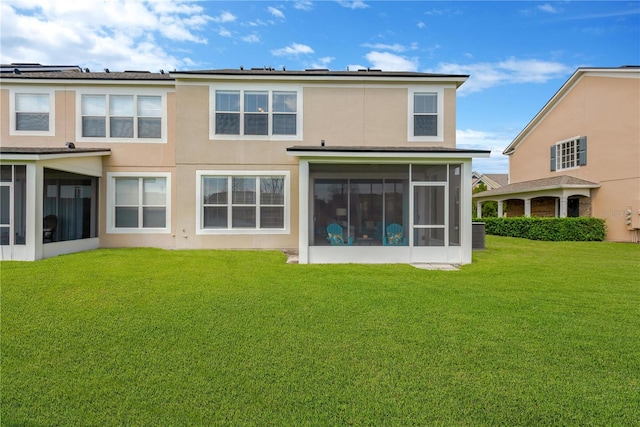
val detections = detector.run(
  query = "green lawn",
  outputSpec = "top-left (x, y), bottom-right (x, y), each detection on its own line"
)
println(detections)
top-left (2, 236), bottom-right (639, 426)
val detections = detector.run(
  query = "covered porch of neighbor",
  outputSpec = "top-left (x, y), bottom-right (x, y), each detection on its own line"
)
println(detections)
top-left (0, 147), bottom-right (110, 261)
top-left (473, 175), bottom-right (599, 219)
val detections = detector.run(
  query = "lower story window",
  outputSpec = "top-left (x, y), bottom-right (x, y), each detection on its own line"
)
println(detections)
top-left (198, 172), bottom-right (288, 232)
top-left (108, 173), bottom-right (170, 233)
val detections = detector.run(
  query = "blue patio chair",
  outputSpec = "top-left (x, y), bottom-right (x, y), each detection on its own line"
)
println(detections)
top-left (326, 223), bottom-right (353, 246)
top-left (383, 223), bottom-right (407, 246)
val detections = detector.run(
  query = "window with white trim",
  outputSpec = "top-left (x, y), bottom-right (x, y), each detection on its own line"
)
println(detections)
top-left (550, 136), bottom-right (587, 171)
top-left (198, 172), bottom-right (289, 233)
top-left (211, 87), bottom-right (300, 139)
top-left (10, 89), bottom-right (55, 135)
top-left (408, 87), bottom-right (444, 142)
top-left (78, 90), bottom-right (166, 142)
top-left (108, 173), bottom-right (171, 233)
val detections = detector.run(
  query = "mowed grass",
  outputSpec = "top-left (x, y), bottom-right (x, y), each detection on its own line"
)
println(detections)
top-left (2, 236), bottom-right (639, 426)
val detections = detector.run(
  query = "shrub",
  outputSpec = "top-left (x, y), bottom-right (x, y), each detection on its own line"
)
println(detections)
top-left (474, 217), bottom-right (606, 241)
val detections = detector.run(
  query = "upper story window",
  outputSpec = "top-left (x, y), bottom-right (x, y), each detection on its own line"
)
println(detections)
top-left (408, 87), bottom-right (444, 143)
top-left (10, 89), bottom-right (55, 136)
top-left (550, 136), bottom-right (587, 171)
top-left (77, 89), bottom-right (167, 143)
top-left (210, 85), bottom-right (301, 140)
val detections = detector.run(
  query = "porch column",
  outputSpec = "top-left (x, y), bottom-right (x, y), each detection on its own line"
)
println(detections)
top-left (559, 197), bottom-right (568, 218)
top-left (497, 201), bottom-right (504, 218)
top-left (524, 199), bottom-right (532, 217)
top-left (476, 201), bottom-right (483, 218)
top-left (298, 160), bottom-right (309, 264)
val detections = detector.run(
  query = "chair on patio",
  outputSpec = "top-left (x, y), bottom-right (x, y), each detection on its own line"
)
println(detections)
top-left (43, 214), bottom-right (58, 242)
top-left (383, 223), bottom-right (407, 246)
top-left (326, 223), bottom-right (353, 246)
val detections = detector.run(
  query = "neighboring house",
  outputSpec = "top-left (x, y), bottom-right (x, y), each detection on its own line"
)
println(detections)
top-left (1, 64), bottom-right (489, 263)
top-left (474, 66), bottom-right (640, 242)
top-left (472, 172), bottom-right (508, 190)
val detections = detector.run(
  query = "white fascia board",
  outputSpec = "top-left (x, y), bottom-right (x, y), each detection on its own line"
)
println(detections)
top-left (0, 151), bottom-right (111, 161)
top-left (286, 151), bottom-right (490, 160)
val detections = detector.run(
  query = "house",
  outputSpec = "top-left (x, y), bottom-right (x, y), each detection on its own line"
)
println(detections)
top-left (474, 66), bottom-right (640, 242)
top-left (472, 172), bottom-right (508, 191)
top-left (1, 64), bottom-right (490, 263)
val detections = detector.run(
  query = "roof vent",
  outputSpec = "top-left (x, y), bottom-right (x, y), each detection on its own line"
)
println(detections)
top-left (104, 68), bottom-right (110, 73)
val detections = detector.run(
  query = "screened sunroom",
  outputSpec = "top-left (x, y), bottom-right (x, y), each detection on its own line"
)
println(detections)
top-left (288, 146), bottom-right (490, 265)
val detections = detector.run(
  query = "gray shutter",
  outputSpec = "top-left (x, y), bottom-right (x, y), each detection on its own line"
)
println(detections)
top-left (578, 136), bottom-right (587, 166)
top-left (550, 145), bottom-right (556, 171)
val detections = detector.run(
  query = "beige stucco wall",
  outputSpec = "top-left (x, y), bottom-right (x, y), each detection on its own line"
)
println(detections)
top-left (508, 74), bottom-right (640, 241)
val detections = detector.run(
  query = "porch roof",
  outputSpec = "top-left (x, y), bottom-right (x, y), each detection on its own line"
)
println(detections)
top-left (0, 146), bottom-right (111, 161)
top-left (287, 145), bottom-right (490, 159)
top-left (473, 175), bottom-right (600, 200)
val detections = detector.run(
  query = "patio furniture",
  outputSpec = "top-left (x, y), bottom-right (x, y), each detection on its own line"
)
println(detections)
top-left (326, 223), bottom-right (353, 246)
top-left (383, 223), bottom-right (407, 246)
top-left (43, 214), bottom-right (58, 242)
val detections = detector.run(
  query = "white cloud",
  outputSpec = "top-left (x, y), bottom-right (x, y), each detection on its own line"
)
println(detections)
top-left (272, 42), bottom-right (314, 57)
top-left (365, 51), bottom-right (418, 71)
top-left (456, 129), bottom-right (511, 173)
top-left (417, 21), bottom-right (426, 29)
top-left (0, 0), bottom-right (211, 71)
top-left (267, 6), bottom-right (285, 19)
top-left (241, 34), bottom-right (260, 43)
top-left (361, 43), bottom-right (407, 53)
top-left (294, 1), bottom-right (314, 11)
top-left (218, 28), bottom-right (232, 38)
top-left (538, 3), bottom-right (559, 14)
top-left (428, 58), bottom-right (573, 94)
top-left (337, 1), bottom-right (369, 10)
top-left (211, 11), bottom-right (236, 23)
top-left (311, 56), bottom-right (335, 69)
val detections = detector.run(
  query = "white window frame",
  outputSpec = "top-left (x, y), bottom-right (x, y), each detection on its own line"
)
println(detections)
top-left (107, 172), bottom-right (171, 234)
top-left (9, 88), bottom-right (56, 136)
top-left (553, 136), bottom-right (582, 171)
top-left (408, 87), bottom-right (445, 143)
top-left (209, 84), bottom-right (303, 141)
top-left (196, 170), bottom-right (290, 235)
top-left (76, 88), bottom-right (168, 143)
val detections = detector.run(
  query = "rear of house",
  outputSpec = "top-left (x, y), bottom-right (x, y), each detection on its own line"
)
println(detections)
top-left (1, 65), bottom-right (489, 263)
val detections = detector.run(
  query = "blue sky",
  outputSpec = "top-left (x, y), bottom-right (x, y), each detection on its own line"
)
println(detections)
top-left (2, 1), bottom-right (638, 172)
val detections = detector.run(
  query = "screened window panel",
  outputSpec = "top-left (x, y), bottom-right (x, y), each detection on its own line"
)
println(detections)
top-left (412, 165), bottom-right (447, 181)
top-left (273, 92), bottom-right (296, 112)
top-left (82, 117), bottom-right (106, 137)
top-left (142, 207), bottom-right (166, 228)
top-left (204, 206), bottom-right (228, 228)
top-left (16, 113), bottom-right (49, 131)
top-left (16, 93), bottom-right (49, 112)
top-left (273, 114), bottom-right (296, 135)
top-left (138, 117), bottom-right (161, 138)
top-left (414, 93), bottom-right (437, 113)
top-left (203, 177), bottom-right (228, 204)
top-left (82, 95), bottom-right (106, 115)
top-left (110, 117), bottom-right (134, 138)
top-left (414, 115), bottom-right (437, 136)
top-left (244, 92), bottom-right (268, 113)
top-left (232, 177), bottom-right (256, 204)
top-left (260, 177), bottom-right (284, 204)
top-left (137, 96), bottom-right (161, 117)
top-left (0, 228), bottom-right (8, 245)
top-left (216, 113), bottom-right (240, 135)
top-left (115, 207), bottom-right (139, 228)
top-left (232, 206), bottom-right (256, 228)
top-left (413, 186), bottom-right (445, 226)
top-left (260, 207), bottom-right (284, 228)
top-left (413, 228), bottom-right (445, 247)
top-left (143, 177), bottom-right (166, 205)
top-left (110, 95), bottom-right (134, 116)
top-left (1, 186), bottom-right (9, 225)
top-left (216, 91), bottom-right (240, 112)
top-left (115, 178), bottom-right (139, 205)
top-left (244, 114), bottom-right (268, 135)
